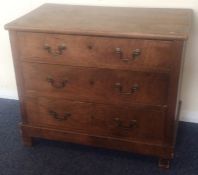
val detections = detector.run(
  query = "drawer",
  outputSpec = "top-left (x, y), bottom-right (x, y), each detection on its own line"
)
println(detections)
top-left (22, 63), bottom-right (169, 106)
top-left (18, 32), bottom-right (173, 71)
top-left (25, 97), bottom-right (167, 144)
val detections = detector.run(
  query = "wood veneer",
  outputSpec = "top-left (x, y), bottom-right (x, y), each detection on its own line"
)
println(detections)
top-left (5, 4), bottom-right (192, 168)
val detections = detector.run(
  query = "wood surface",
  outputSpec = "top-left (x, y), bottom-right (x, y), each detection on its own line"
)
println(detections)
top-left (21, 124), bottom-right (174, 159)
top-left (5, 3), bottom-right (192, 40)
top-left (22, 62), bottom-right (169, 106)
top-left (18, 32), bottom-right (174, 72)
top-left (25, 97), bottom-right (167, 144)
top-left (5, 4), bottom-right (192, 168)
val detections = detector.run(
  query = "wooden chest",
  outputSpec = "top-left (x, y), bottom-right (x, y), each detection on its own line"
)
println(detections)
top-left (5, 4), bottom-right (192, 168)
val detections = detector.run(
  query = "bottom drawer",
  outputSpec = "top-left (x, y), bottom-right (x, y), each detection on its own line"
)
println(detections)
top-left (25, 97), bottom-right (167, 144)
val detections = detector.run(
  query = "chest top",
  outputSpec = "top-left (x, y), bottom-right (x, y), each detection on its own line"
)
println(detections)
top-left (5, 3), bottom-right (192, 40)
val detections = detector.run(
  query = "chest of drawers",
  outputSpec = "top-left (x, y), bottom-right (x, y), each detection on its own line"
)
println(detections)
top-left (5, 4), bottom-right (192, 168)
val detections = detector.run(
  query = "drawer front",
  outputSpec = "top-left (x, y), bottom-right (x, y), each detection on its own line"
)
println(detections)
top-left (22, 63), bottom-right (169, 106)
top-left (25, 97), bottom-right (93, 131)
top-left (18, 32), bottom-right (173, 71)
top-left (25, 97), bottom-right (166, 144)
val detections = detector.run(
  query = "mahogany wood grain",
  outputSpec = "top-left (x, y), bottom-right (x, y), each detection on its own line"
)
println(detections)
top-left (5, 4), bottom-right (192, 40)
top-left (21, 124), bottom-right (174, 159)
top-left (24, 97), bottom-right (167, 144)
top-left (18, 32), bottom-right (174, 71)
top-left (22, 62), bottom-right (169, 106)
top-left (5, 4), bottom-right (192, 169)
top-left (8, 31), bottom-right (29, 123)
top-left (164, 41), bottom-right (184, 147)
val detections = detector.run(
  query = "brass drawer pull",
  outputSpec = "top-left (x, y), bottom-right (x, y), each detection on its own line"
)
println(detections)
top-left (115, 47), bottom-right (128, 62)
top-left (49, 110), bottom-right (71, 121)
top-left (114, 83), bottom-right (139, 95)
top-left (115, 47), bottom-right (122, 55)
top-left (44, 43), bottom-right (66, 56)
top-left (46, 77), bottom-right (68, 89)
top-left (114, 118), bottom-right (137, 129)
top-left (115, 48), bottom-right (141, 62)
top-left (132, 49), bottom-right (141, 59)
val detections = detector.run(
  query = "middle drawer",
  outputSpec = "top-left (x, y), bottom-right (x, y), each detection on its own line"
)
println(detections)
top-left (22, 62), bottom-right (169, 106)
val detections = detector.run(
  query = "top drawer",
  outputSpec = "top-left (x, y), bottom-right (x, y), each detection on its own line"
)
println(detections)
top-left (18, 32), bottom-right (173, 71)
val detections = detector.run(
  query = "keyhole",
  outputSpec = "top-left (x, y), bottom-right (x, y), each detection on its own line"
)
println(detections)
top-left (88, 45), bottom-right (93, 50)
top-left (90, 80), bottom-right (95, 85)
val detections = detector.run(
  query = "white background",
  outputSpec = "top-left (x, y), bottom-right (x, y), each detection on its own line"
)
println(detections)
top-left (0, 0), bottom-right (198, 122)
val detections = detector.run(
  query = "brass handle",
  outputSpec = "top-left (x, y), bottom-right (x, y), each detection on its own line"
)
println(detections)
top-left (114, 83), bottom-right (139, 95)
top-left (115, 48), bottom-right (129, 62)
top-left (115, 47), bottom-right (122, 55)
top-left (44, 43), bottom-right (66, 56)
top-left (115, 48), bottom-right (141, 62)
top-left (114, 118), bottom-right (137, 129)
top-left (49, 110), bottom-right (71, 121)
top-left (46, 77), bottom-right (68, 89)
top-left (132, 49), bottom-right (141, 59)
